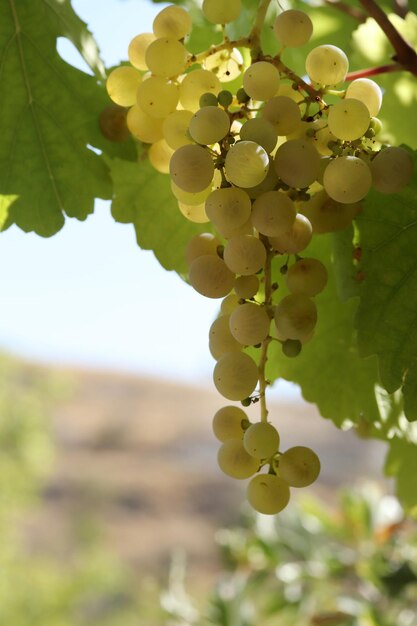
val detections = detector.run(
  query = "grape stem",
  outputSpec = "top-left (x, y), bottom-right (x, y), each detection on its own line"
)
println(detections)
top-left (258, 240), bottom-right (274, 424)
top-left (345, 63), bottom-right (403, 81)
top-left (249, 0), bottom-right (273, 52)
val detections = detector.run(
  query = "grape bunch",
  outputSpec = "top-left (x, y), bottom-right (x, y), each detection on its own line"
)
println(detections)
top-left (106, 0), bottom-right (413, 515)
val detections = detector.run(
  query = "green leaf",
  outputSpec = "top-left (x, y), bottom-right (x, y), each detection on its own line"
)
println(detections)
top-left (332, 226), bottom-right (362, 301)
top-left (385, 435), bottom-right (417, 515)
top-left (403, 365), bottom-right (417, 421)
top-left (0, 0), bottom-right (112, 236)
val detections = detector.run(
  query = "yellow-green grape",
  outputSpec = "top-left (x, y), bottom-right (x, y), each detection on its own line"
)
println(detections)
top-left (185, 232), bottom-right (221, 266)
top-left (274, 293), bottom-right (317, 341)
top-left (126, 105), bottom-right (164, 143)
top-left (300, 189), bottom-right (361, 233)
top-left (203, 0), bottom-right (241, 24)
top-left (224, 234), bottom-right (267, 275)
top-left (163, 110), bottom-right (193, 150)
top-left (234, 275), bottom-right (259, 299)
top-left (306, 45), bottom-right (348, 85)
top-left (278, 446), bottom-right (320, 487)
top-left (243, 422), bottom-right (280, 459)
top-left (179, 69), bottom-right (221, 111)
top-left (229, 302), bottom-right (270, 346)
top-left (274, 139), bottom-right (320, 189)
top-left (243, 62), bottom-right (281, 102)
top-left (370, 146), bottom-right (414, 193)
top-left (286, 258), bottom-right (328, 297)
top-left (224, 141), bottom-right (269, 188)
top-left (269, 214), bottom-right (313, 254)
top-left (246, 166), bottom-right (279, 200)
top-left (188, 106), bottom-right (230, 145)
top-left (247, 473), bottom-right (290, 515)
top-left (99, 105), bottom-right (130, 143)
top-left (205, 187), bottom-right (252, 237)
top-left (153, 5), bottom-right (192, 39)
top-left (170, 144), bottom-right (214, 193)
top-left (251, 190), bottom-right (296, 237)
top-left (209, 315), bottom-right (242, 360)
top-left (178, 201), bottom-right (208, 223)
top-left (282, 338), bottom-right (302, 358)
top-left (262, 96), bottom-right (302, 136)
top-left (189, 254), bottom-right (235, 298)
top-left (309, 119), bottom-right (337, 157)
top-left (274, 9), bottom-right (313, 48)
top-left (328, 98), bottom-right (370, 141)
top-left (276, 82), bottom-right (304, 104)
top-left (323, 156), bottom-right (372, 203)
top-left (205, 48), bottom-right (244, 82)
top-left (217, 439), bottom-right (259, 479)
top-left (145, 37), bottom-right (188, 78)
top-left (148, 139), bottom-right (173, 174)
top-left (106, 66), bottom-right (142, 107)
top-left (212, 405), bottom-right (248, 441)
top-left (213, 352), bottom-right (258, 401)
top-left (346, 78), bottom-right (382, 117)
top-left (171, 180), bottom-right (213, 206)
top-left (240, 118), bottom-right (278, 153)
top-left (137, 76), bottom-right (179, 118)
top-left (128, 33), bottom-right (156, 70)
top-left (221, 293), bottom-right (241, 315)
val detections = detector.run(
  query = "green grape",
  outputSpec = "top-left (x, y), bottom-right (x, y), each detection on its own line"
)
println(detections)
top-left (170, 144), bottom-right (214, 193)
top-left (205, 187), bottom-right (252, 238)
top-left (148, 139), bottom-right (173, 174)
top-left (234, 274), bottom-right (259, 299)
top-left (137, 76), bottom-right (179, 118)
top-left (188, 106), bottom-right (230, 145)
top-left (212, 405), bottom-right (248, 441)
top-left (247, 473), bottom-right (290, 514)
top-left (99, 105), bottom-right (130, 143)
top-left (213, 352), bottom-right (258, 401)
top-left (323, 156), bottom-right (372, 203)
top-left (274, 139), bottom-right (321, 189)
top-left (171, 180), bottom-right (213, 206)
top-left (202, 0), bottom-right (241, 24)
top-left (106, 66), bottom-right (142, 107)
top-left (153, 5), bottom-right (192, 39)
top-left (269, 214), bottom-right (312, 254)
top-left (209, 315), bottom-right (242, 360)
top-left (185, 232), bottom-right (221, 266)
top-left (224, 141), bottom-right (269, 188)
top-left (243, 61), bottom-right (281, 102)
top-left (180, 69), bottom-right (221, 111)
top-left (286, 258), bottom-right (328, 297)
top-left (309, 119), bottom-right (337, 157)
top-left (145, 37), bottom-right (188, 78)
top-left (243, 422), bottom-right (280, 459)
top-left (274, 10), bottom-right (313, 48)
top-left (236, 87), bottom-right (250, 104)
top-left (220, 293), bottom-right (241, 315)
top-left (126, 105), bottom-right (164, 143)
top-left (128, 33), bottom-right (156, 70)
top-left (370, 117), bottom-right (383, 135)
top-left (251, 191), bottom-right (296, 237)
top-left (328, 98), bottom-right (370, 141)
top-left (274, 293), bottom-right (317, 341)
top-left (262, 96), bottom-right (301, 136)
top-left (218, 90), bottom-right (233, 108)
top-left (240, 118), bottom-right (278, 154)
top-left (217, 438), bottom-right (259, 479)
top-left (279, 446), bottom-right (320, 487)
top-left (246, 165), bottom-right (279, 200)
top-left (204, 47), bottom-right (243, 82)
top-left (306, 45), bottom-right (348, 85)
top-left (163, 110), bottom-right (193, 150)
top-left (224, 234), bottom-right (267, 276)
top-left (178, 201), bottom-right (209, 224)
top-left (299, 189), bottom-right (361, 233)
top-left (345, 78), bottom-right (382, 117)
top-left (189, 254), bottom-right (235, 298)
top-left (370, 146), bottom-right (413, 194)
top-left (229, 302), bottom-right (270, 346)
top-left (200, 92), bottom-right (219, 108)
top-left (282, 339), bottom-right (302, 357)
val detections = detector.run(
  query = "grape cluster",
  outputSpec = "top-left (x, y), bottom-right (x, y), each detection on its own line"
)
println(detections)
top-left (106, 0), bottom-right (413, 515)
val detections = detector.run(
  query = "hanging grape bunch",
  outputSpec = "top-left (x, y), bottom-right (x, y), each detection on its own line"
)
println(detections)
top-left (106, 0), bottom-right (413, 515)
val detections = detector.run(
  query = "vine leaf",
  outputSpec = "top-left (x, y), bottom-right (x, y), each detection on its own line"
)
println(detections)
top-left (0, 0), bottom-right (112, 236)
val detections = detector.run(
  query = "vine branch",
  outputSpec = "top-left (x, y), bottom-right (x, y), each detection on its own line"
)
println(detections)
top-left (323, 0), bottom-right (367, 22)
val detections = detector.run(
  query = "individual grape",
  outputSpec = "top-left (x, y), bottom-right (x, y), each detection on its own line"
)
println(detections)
top-left (205, 187), bottom-right (252, 237)
top-left (185, 232), bottom-right (221, 266)
top-left (323, 156), bottom-right (372, 203)
top-left (224, 234), bottom-right (267, 275)
top-left (217, 438), bottom-right (259, 479)
top-left (126, 105), bottom-right (164, 143)
top-left (128, 33), bottom-right (156, 70)
top-left (229, 302), bottom-right (270, 346)
top-left (179, 69), bottom-right (221, 111)
top-left (274, 293), bottom-right (317, 341)
top-left (234, 275), bottom-right (259, 299)
top-left (148, 139), bottom-right (174, 174)
top-left (163, 110), bottom-right (193, 150)
top-left (309, 119), bottom-right (337, 157)
top-left (106, 66), bottom-right (142, 107)
top-left (306, 45), bottom-right (348, 85)
top-left (213, 352), bottom-right (258, 401)
top-left (188, 106), bottom-right (230, 145)
top-left (170, 144), bottom-right (214, 193)
top-left (274, 139), bottom-right (321, 189)
top-left (209, 315), bottom-right (242, 359)
top-left (274, 10), bottom-right (313, 48)
top-left (137, 76), bottom-right (179, 118)
top-left (217, 90), bottom-right (233, 108)
top-left (370, 146), bottom-right (413, 193)
top-left (153, 5), bottom-right (192, 39)
top-left (202, 0), bottom-right (241, 24)
top-left (221, 293), bottom-right (241, 315)
top-left (345, 78), bottom-right (382, 117)
top-left (145, 37), bottom-right (188, 79)
top-left (204, 48), bottom-right (243, 82)
top-left (328, 98), bottom-right (370, 141)
top-left (200, 92), bottom-right (219, 108)
top-left (224, 141), bottom-right (269, 188)
top-left (99, 105), bottom-right (129, 142)
top-left (282, 339), bottom-right (302, 358)
top-left (171, 180), bottom-right (214, 206)
top-left (300, 189), bottom-right (361, 233)
top-left (246, 166), bottom-right (279, 200)
top-left (243, 422), bottom-right (280, 459)
top-left (269, 214), bottom-right (313, 254)
top-left (279, 446), bottom-right (320, 487)
top-left (189, 254), bottom-right (235, 298)
top-left (286, 258), bottom-right (328, 297)
top-left (178, 201), bottom-right (209, 223)
top-left (243, 62), bottom-right (281, 102)
top-left (251, 191), bottom-right (296, 237)
top-left (370, 117), bottom-right (383, 135)
top-left (276, 82), bottom-right (304, 104)
top-left (262, 96), bottom-right (301, 136)
top-left (212, 405), bottom-right (248, 441)
top-left (247, 473), bottom-right (290, 514)
top-left (240, 118), bottom-right (278, 153)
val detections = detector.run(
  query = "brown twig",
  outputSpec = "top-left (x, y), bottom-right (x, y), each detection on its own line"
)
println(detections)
top-left (323, 0), bottom-right (367, 22)
top-left (392, 0), bottom-right (408, 18)
top-left (345, 62), bottom-right (403, 80)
